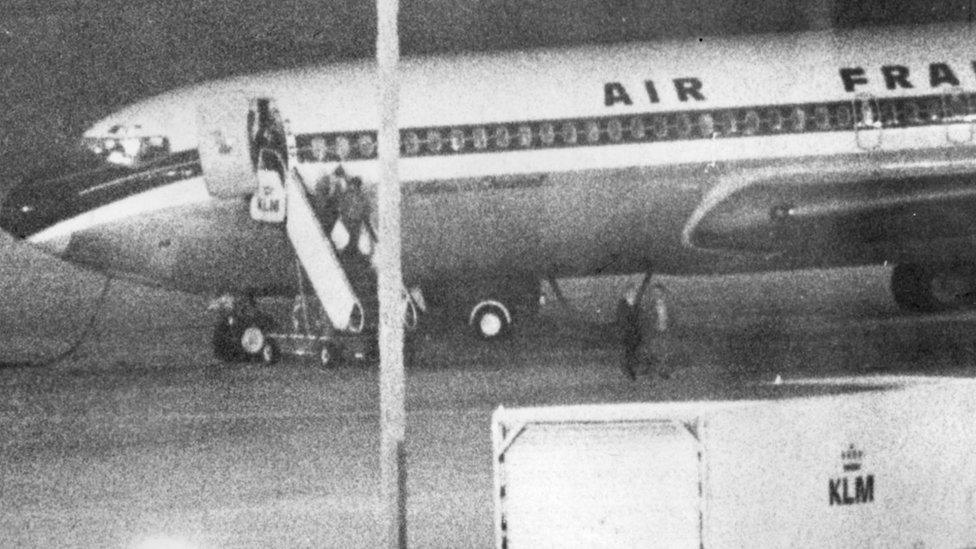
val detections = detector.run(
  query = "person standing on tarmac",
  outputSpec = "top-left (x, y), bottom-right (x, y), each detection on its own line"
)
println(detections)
top-left (616, 275), bottom-right (673, 381)
top-left (646, 283), bottom-right (672, 380)
top-left (616, 274), bottom-right (651, 380)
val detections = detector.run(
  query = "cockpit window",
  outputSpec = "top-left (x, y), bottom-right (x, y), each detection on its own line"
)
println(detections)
top-left (21, 147), bottom-right (199, 188)
top-left (81, 133), bottom-right (171, 167)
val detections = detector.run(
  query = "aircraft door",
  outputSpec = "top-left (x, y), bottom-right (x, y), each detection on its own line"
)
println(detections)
top-left (853, 93), bottom-right (882, 150)
top-left (942, 87), bottom-right (974, 145)
top-left (196, 94), bottom-right (288, 198)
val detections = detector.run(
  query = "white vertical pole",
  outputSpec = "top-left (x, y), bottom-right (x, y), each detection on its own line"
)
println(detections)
top-left (376, 0), bottom-right (407, 547)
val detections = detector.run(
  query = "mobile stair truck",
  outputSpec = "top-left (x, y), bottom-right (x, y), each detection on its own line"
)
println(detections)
top-left (208, 109), bottom-right (418, 367)
top-left (491, 376), bottom-right (976, 548)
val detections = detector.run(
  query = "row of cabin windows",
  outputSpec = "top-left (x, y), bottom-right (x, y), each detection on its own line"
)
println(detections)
top-left (296, 92), bottom-right (976, 162)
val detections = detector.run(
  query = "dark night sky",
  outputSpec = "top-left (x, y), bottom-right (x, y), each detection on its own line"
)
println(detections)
top-left (0, 0), bottom-right (973, 177)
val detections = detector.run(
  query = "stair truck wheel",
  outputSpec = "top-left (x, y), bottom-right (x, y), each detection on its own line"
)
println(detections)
top-left (238, 312), bottom-right (275, 362)
top-left (240, 325), bottom-right (266, 355)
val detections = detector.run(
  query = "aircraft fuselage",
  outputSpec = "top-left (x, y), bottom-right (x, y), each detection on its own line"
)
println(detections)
top-left (5, 23), bottom-right (976, 308)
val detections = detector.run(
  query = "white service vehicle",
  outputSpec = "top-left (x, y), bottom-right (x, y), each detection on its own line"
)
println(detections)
top-left (492, 376), bottom-right (976, 548)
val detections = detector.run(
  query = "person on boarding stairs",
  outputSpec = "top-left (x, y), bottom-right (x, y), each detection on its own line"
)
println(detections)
top-left (264, 106), bottom-right (288, 160)
top-left (338, 176), bottom-right (370, 259)
top-left (311, 172), bottom-right (341, 233)
top-left (321, 167), bottom-right (350, 246)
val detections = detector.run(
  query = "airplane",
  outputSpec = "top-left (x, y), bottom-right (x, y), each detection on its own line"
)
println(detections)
top-left (4, 22), bottom-right (976, 362)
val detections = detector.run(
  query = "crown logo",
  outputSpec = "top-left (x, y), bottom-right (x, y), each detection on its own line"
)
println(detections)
top-left (841, 443), bottom-right (864, 472)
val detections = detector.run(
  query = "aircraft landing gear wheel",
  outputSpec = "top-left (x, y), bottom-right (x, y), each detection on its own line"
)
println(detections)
top-left (470, 301), bottom-right (511, 340)
top-left (318, 342), bottom-right (341, 368)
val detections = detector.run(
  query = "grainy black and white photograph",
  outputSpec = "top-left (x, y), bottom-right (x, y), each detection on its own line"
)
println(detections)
top-left (3, 1), bottom-right (976, 546)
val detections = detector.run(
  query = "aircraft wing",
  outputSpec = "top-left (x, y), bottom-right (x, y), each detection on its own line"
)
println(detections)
top-left (687, 157), bottom-right (976, 264)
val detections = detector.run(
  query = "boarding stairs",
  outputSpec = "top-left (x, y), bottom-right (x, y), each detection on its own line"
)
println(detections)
top-left (251, 154), bottom-right (412, 336)
top-left (284, 167), bottom-right (370, 332)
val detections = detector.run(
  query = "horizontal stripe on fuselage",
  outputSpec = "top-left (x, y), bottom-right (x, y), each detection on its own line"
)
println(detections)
top-left (27, 177), bottom-right (213, 245)
top-left (3, 150), bottom-right (203, 240)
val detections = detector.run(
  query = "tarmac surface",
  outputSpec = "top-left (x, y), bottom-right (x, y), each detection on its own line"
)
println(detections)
top-left (2, 235), bottom-right (975, 547)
